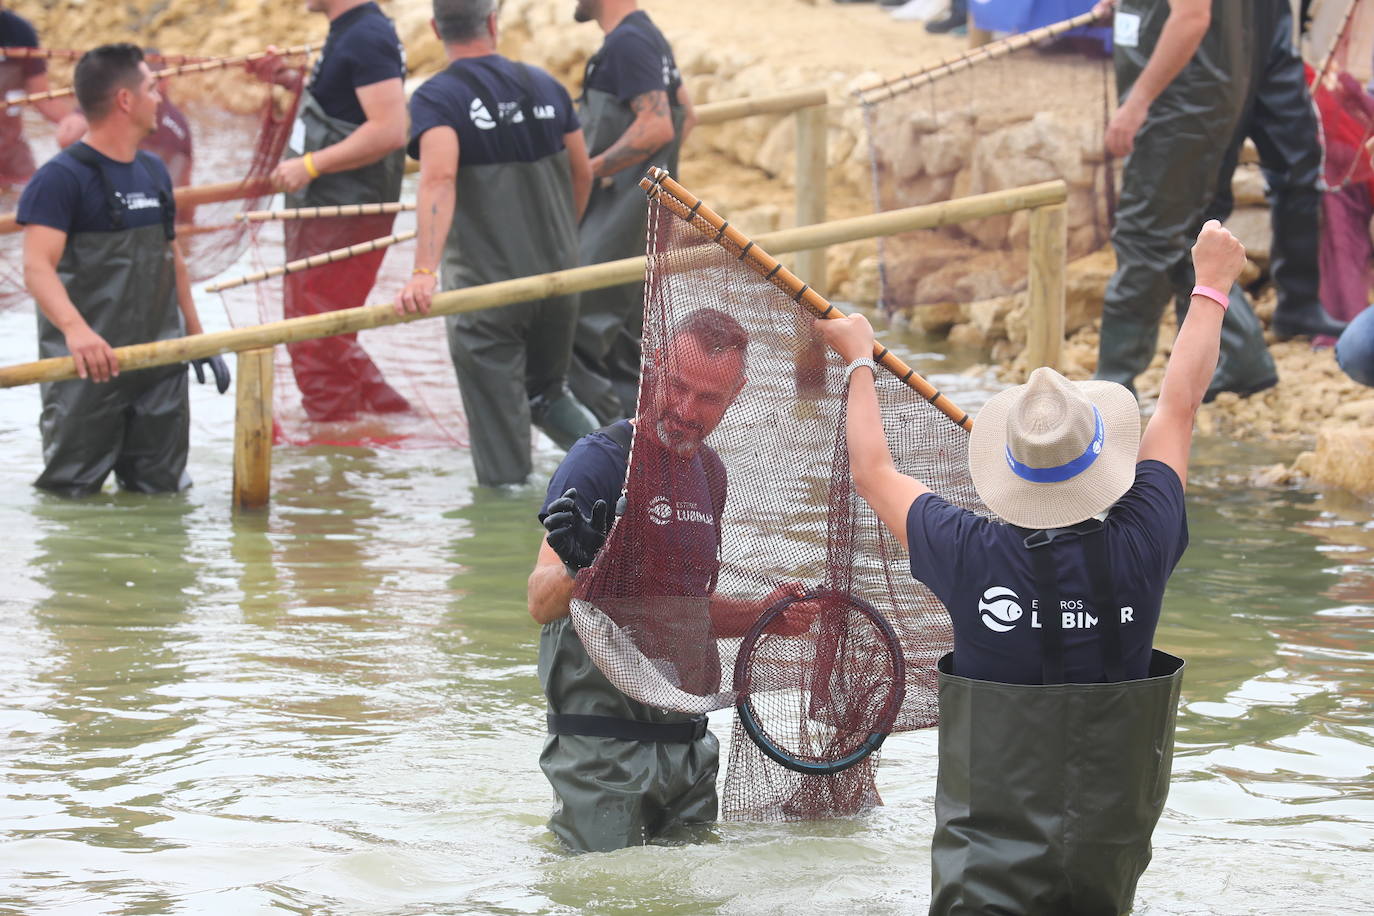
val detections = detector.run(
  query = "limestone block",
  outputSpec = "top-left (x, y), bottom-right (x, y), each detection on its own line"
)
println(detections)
top-left (1064, 248), bottom-right (1115, 334)
top-left (755, 116), bottom-right (797, 182)
top-left (948, 322), bottom-right (988, 349)
top-left (1302, 426), bottom-right (1374, 497)
top-left (1232, 163), bottom-right (1269, 207)
top-left (1226, 206), bottom-right (1273, 265)
top-left (912, 302), bottom-right (966, 335)
top-left (967, 296), bottom-right (1017, 340)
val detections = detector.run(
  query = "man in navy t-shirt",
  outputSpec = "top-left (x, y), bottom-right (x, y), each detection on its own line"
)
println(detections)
top-left (818, 221), bottom-right (1249, 912)
top-left (568, 0), bottom-right (697, 424)
top-left (270, 0), bottom-right (410, 422)
top-left (394, 0), bottom-right (599, 487)
top-left (1, 4), bottom-right (87, 185)
top-left (18, 44), bottom-right (224, 496)
top-left (528, 307), bottom-right (812, 852)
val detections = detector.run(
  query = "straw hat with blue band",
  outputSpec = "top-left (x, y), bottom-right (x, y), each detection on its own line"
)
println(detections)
top-left (968, 367), bottom-right (1141, 530)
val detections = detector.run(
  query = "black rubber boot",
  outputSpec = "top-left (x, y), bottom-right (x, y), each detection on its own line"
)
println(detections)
top-left (925, 2), bottom-right (967, 33)
top-left (1271, 301), bottom-right (1349, 339)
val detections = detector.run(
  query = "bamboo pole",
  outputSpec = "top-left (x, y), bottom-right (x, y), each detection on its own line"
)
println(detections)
top-left (854, 10), bottom-right (1106, 103)
top-left (205, 230), bottom-right (415, 293)
top-left (0, 177), bottom-right (271, 235)
top-left (1, 47), bottom-right (215, 64)
top-left (793, 103), bottom-right (829, 398)
top-left (233, 348), bottom-right (274, 509)
top-left (0, 179), bottom-right (1065, 390)
top-left (237, 201), bottom-right (415, 222)
top-left (1025, 203), bottom-right (1067, 372)
top-left (640, 167), bottom-right (974, 432)
top-left (8, 43), bottom-right (318, 106)
top-left (694, 87), bottom-right (828, 126)
top-left (1317, 0), bottom-right (1361, 79)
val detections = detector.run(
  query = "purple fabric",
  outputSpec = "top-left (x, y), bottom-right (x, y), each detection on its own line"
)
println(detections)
top-left (1321, 183), bottom-right (1374, 324)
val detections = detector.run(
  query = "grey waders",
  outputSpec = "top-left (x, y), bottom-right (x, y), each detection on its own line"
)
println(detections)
top-left (439, 65), bottom-right (595, 486)
top-left (568, 71), bottom-right (685, 423)
top-left (36, 148), bottom-right (190, 497)
top-left (283, 92), bottom-right (410, 421)
top-left (1098, 0), bottom-right (1275, 396)
top-left (930, 522), bottom-right (1184, 916)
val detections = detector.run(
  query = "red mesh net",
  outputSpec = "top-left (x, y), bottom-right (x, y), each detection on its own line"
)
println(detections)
top-left (569, 190), bottom-right (988, 821)
top-left (1311, 0), bottom-right (1374, 193)
top-left (858, 31), bottom-right (1115, 312)
top-left (0, 51), bottom-right (307, 307)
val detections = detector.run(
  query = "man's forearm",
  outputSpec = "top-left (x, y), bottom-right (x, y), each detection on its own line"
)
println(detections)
top-left (311, 120), bottom-right (404, 176)
top-left (414, 175), bottom-right (456, 273)
top-left (528, 563), bottom-right (575, 624)
top-left (592, 93), bottom-right (674, 178)
top-left (25, 259), bottom-right (84, 335)
top-left (846, 368), bottom-right (897, 504)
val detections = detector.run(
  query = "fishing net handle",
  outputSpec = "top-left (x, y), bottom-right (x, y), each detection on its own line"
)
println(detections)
top-left (639, 167), bottom-right (973, 432)
top-left (853, 9), bottom-right (1108, 104)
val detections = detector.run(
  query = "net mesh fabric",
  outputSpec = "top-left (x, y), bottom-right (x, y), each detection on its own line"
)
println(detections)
top-left (1312, 0), bottom-right (1374, 192)
top-left (569, 196), bottom-right (988, 821)
top-left (859, 33), bottom-right (1114, 312)
top-left (0, 52), bottom-right (308, 308)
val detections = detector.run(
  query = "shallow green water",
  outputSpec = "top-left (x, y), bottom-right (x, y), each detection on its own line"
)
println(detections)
top-left (0, 299), bottom-right (1372, 915)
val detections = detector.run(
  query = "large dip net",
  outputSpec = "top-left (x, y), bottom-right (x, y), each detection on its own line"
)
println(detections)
top-left (0, 48), bottom-right (309, 309)
top-left (856, 11), bottom-right (1115, 312)
top-left (568, 170), bottom-right (990, 822)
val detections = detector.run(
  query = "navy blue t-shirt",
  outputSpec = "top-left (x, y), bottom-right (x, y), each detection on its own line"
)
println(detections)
top-left (543, 421), bottom-right (726, 599)
top-left (408, 55), bottom-right (579, 166)
top-left (582, 10), bottom-right (681, 104)
top-left (308, 1), bottom-right (405, 125)
top-left (907, 460), bottom-right (1188, 685)
top-left (17, 143), bottom-right (175, 236)
top-left (1, 11), bottom-right (45, 79)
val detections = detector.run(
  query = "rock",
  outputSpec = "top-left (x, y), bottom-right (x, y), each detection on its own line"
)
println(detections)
top-left (912, 302), bottom-right (965, 335)
top-left (947, 322), bottom-right (987, 350)
top-left (1225, 207), bottom-right (1273, 265)
top-left (1064, 247), bottom-right (1114, 334)
top-left (1232, 163), bottom-right (1269, 207)
top-left (1302, 426), bottom-right (1374, 497)
top-left (967, 295), bottom-right (1017, 340)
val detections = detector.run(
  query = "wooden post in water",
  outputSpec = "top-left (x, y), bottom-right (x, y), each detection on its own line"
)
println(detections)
top-left (793, 102), bottom-right (829, 397)
top-left (1025, 203), bottom-right (1067, 372)
top-left (233, 348), bottom-right (273, 510)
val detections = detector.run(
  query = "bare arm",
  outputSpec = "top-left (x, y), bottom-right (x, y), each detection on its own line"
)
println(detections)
top-left (676, 83), bottom-right (697, 146)
top-left (271, 78), bottom-right (408, 192)
top-left (23, 224), bottom-right (118, 382)
top-left (1137, 220), bottom-right (1247, 490)
top-left (818, 315), bottom-right (930, 550)
top-left (172, 242), bottom-right (203, 336)
top-left (24, 73), bottom-right (86, 146)
top-left (1105, 0), bottom-right (1211, 157)
top-left (395, 126), bottom-right (458, 315)
top-left (528, 540), bottom-right (577, 625)
top-left (590, 89), bottom-right (676, 179)
top-left (564, 129), bottom-right (592, 222)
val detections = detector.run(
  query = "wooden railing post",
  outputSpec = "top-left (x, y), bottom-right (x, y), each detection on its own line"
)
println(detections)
top-left (1026, 203), bottom-right (1067, 371)
top-left (233, 348), bottom-right (274, 510)
top-left (794, 103), bottom-right (829, 397)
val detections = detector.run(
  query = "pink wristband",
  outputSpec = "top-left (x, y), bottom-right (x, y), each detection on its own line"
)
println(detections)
top-left (1192, 285), bottom-right (1230, 310)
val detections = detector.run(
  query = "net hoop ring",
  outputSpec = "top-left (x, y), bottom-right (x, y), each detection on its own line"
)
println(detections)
top-left (733, 589), bottom-right (907, 776)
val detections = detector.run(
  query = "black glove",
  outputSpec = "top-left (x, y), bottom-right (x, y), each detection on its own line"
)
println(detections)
top-left (191, 355), bottom-right (231, 394)
top-left (539, 487), bottom-right (612, 577)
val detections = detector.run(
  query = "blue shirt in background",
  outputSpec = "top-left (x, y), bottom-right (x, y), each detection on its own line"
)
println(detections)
top-left (582, 10), bottom-right (681, 104)
top-left (907, 460), bottom-right (1188, 685)
top-left (308, 1), bottom-right (405, 125)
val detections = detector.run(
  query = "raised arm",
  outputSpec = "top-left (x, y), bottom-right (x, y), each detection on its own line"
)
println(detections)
top-left (818, 314), bottom-right (930, 550)
top-left (1137, 220), bottom-right (1248, 489)
top-left (1106, 0), bottom-right (1211, 157)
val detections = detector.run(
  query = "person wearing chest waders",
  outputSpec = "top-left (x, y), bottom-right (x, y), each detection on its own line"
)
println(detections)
top-left (395, 0), bottom-right (598, 487)
top-left (566, 0), bottom-right (695, 424)
top-left (528, 308), bottom-right (814, 853)
top-left (820, 222), bottom-right (1249, 914)
top-left (18, 44), bottom-right (228, 498)
top-left (1093, 0), bottom-right (1276, 404)
top-left (270, 0), bottom-right (410, 422)
top-left (0, 3), bottom-right (88, 186)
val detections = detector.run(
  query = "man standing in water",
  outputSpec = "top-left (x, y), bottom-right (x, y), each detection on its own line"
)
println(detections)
top-left (0, 3), bottom-right (87, 185)
top-left (567, 0), bottom-right (695, 423)
top-left (819, 220), bottom-right (1246, 913)
top-left (271, 0), bottom-right (410, 422)
top-left (19, 44), bottom-right (226, 497)
top-left (394, 0), bottom-right (597, 486)
top-left (528, 307), bottom-right (812, 853)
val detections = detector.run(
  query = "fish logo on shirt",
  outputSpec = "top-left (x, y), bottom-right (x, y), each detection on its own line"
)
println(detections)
top-left (469, 97), bottom-right (496, 130)
top-left (978, 586), bottom-right (1022, 633)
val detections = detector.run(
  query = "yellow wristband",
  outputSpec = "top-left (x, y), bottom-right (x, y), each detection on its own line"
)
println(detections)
top-left (302, 151), bottom-right (321, 180)
top-left (412, 267), bottom-right (436, 277)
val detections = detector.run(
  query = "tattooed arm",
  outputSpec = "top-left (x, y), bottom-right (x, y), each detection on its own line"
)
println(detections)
top-left (590, 89), bottom-right (676, 179)
top-left (395, 126), bottom-right (459, 316)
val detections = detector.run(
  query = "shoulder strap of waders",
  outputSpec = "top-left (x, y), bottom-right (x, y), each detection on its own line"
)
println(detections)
top-left (1024, 519), bottom-right (1126, 684)
top-left (134, 151), bottom-right (176, 241)
top-left (65, 142), bottom-right (124, 231)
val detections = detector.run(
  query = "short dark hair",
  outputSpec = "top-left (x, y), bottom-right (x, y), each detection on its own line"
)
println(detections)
top-left (433, 0), bottom-right (497, 43)
top-left (671, 307), bottom-right (749, 360)
top-left (74, 43), bottom-right (145, 121)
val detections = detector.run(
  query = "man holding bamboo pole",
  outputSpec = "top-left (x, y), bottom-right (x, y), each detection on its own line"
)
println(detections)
top-left (567, 0), bottom-right (695, 424)
top-left (269, 0), bottom-right (410, 422)
top-left (18, 45), bottom-right (226, 497)
top-left (394, 0), bottom-right (597, 487)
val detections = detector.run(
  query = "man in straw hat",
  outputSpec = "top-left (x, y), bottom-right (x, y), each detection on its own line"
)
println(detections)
top-left (819, 219), bottom-right (1246, 914)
